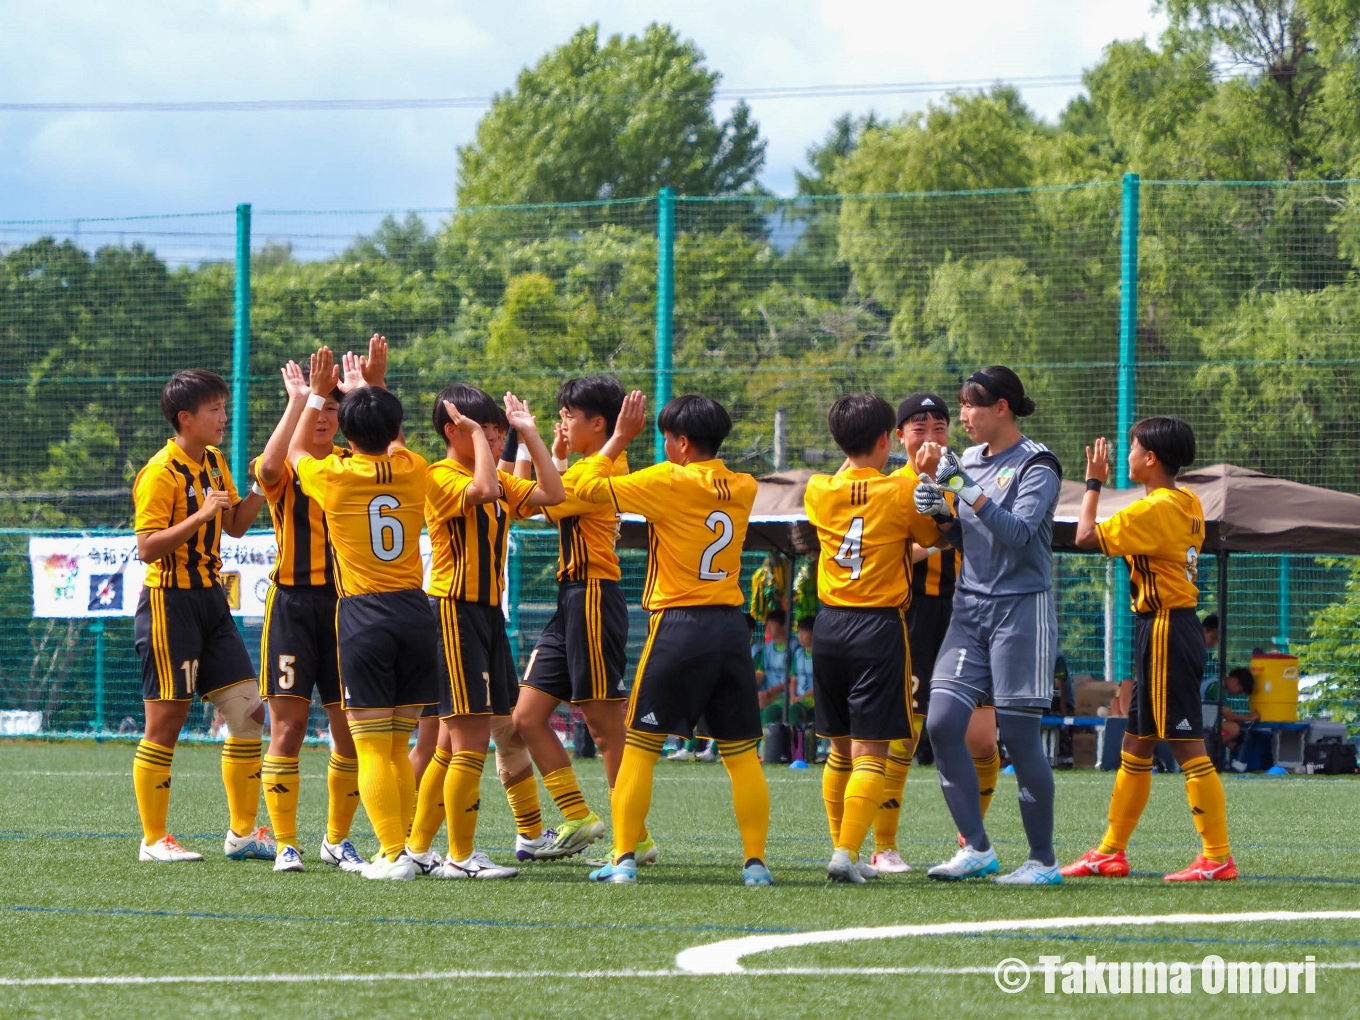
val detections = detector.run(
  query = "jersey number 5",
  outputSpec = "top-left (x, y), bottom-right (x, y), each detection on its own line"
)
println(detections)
top-left (368, 495), bottom-right (405, 561)
top-left (699, 510), bottom-right (734, 581)
top-left (833, 517), bottom-right (864, 579)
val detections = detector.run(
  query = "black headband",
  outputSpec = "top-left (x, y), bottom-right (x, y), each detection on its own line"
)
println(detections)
top-left (966, 370), bottom-right (1020, 406)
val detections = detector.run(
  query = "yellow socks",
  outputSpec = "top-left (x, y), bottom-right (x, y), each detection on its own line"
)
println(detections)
top-left (837, 755), bottom-right (886, 857)
top-left (132, 739), bottom-right (174, 844)
top-left (822, 751), bottom-right (852, 844)
top-left (717, 739), bottom-right (769, 863)
top-left (1182, 755), bottom-right (1231, 860)
top-left (873, 740), bottom-right (911, 852)
top-left (612, 731), bottom-right (664, 861)
top-left (505, 774), bottom-right (543, 839)
top-left (974, 749), bottom-right (1001, 819)
top-left (326, 753), bottom-right (361, 845)
top-left (1098, 751), bottom-right (1154, 853)
top-left (261, 754), bottom-right (300, 847)
top-left (390, 718), bottom-right (418, 835)
top-left (608, 787), bottom-right (649, 844)
top-left (407, 748), bottom-right (451, 853)
top-left (543, 766), bottom-right (590, 821)
top-left (351, 717), bottom-right (406, 860)
top-left (221, 737), bottom-right (262, 836)
top-left (445, 751), bottom-right (487, 862)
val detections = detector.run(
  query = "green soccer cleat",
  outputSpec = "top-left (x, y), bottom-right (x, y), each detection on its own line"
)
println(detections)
top-left (635, 835), bottom-right (659, 866)
top-left (536, 812), bottom-right (605, 860)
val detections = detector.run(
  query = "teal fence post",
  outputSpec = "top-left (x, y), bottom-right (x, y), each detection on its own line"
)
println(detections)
top-left (91, 619), bottom-right (105, 733)
top-left (231, 203), bottom-right (252, 484)
top-left (1111, 172), bottom-right (1140, 681)
top-left (654, 188), bottom-right (676, 464)
top-left (1277, 555), bottom-right (1291, 650)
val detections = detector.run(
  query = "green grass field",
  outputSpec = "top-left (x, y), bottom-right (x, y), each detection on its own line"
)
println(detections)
top-left (2, 740), bottom-right (1358, 1019)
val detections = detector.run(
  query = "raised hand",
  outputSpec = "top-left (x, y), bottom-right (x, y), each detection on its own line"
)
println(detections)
top-left (503, 392), bottom-right (536, 434)
top-left (361, 333), bottom-right (388, 387)
top-left (337, 350), bottom-right (365, 395)
top-left (614, 390), bottom-right (647, 444)
top-left (552, 420), bottom-right (570, 461)
top-left (309, 347), bottom-right (340, 396)
top-left (281, 360), bottom-right (308, 402)
top-left (915, 440), bottom-right (945, 478)
top-left (1086, 437), bottom-right (1110, 484)
top-left (914, 477), bottom-right (947, 517)
top-left (442, 400), bottom-right (478, 436)
top-left (935, 448), bottom-right (983, 506)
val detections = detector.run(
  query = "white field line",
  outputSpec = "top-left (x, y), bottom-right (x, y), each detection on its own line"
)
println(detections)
top-left (675, 910), bottom-right (1360, 975)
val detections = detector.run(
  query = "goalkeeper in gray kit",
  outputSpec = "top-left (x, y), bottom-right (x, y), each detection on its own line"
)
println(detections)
top-left (913, 365), bottom-right (1064, 885)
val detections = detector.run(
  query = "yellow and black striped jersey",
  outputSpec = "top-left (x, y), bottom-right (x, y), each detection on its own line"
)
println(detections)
top-left (255, 446), bottom-right (347, 588)
top-left (575, 456), bottom-right (755, 611)
top-left (1096, 486), bottom-right (1204, 613)
top-left (893, 461), bottom-right (961, 599)
top-left (539, 452), bottom-right (629, 583)
top-left (804, 467), bottom-right (942, 609)
top-left (134, 440), bottom-right (239, 589)
top-left (426, 460), bottom-right (539, 605)
top-left (296, 448), bottom-right (428, 597)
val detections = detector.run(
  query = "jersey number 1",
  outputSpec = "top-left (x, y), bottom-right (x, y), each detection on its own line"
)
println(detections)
top-left (699, 511), bottom-right (733, 581)
top-left (833, 517), bottom-right (864, 579)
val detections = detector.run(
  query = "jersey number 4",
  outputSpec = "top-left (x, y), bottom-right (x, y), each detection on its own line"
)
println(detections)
top-left (833, 517), bottom-right (864, 579)
top-left (699, 511), bottom-right (734, 581)
top-left (368, 495), bottom-right (405, 561)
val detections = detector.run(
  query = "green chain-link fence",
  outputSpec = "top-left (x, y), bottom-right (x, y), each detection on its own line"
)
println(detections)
top-left (2, 179), bottom-right (1358, 735)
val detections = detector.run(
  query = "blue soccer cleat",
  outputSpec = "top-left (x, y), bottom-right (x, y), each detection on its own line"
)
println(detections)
top-left (589, 858), bottom-right (638, 884)
top-left (743, 861), bottom-right (775, 886)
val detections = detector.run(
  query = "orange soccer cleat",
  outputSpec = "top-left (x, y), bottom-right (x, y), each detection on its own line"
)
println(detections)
top-left (1060, 847), bottom-right (1131, 878)
top-left (1163, 853), bottom-right (1238, 882)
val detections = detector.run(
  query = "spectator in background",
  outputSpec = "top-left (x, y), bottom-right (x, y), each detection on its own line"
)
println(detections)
top-left (790, 615), bottom-right (816, 729)
top-left (1049, 653), bottom-right (1074, 716)
top-left (755, 609), bottom-right (789, 726)
top-left (1204, 667), bottom-right (1259, 766)
top-left (1200, 614), bottom-right (1220, 692)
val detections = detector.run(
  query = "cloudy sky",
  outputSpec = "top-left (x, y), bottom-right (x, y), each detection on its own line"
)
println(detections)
top-left (2, 0), bottom-right (1165, 234)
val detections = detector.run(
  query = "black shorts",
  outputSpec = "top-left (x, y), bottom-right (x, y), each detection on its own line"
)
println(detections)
top-left (813, 606), bottom-right (914, 741)
top-left (135, 585), bottom-right (256, 702)
top-left (433, 597), bottom-right (519, 718)
top-left (522, 580), bottom-right (628, 704)
top-left (336, 590), bottom-right (438, 710)
top-left (906, 594), bottom-right (952, 716)
top-left (627, 606), bottom-right (760, 742)
top-left (260, 584), bottom-right (341, 706)
top-left (1129, 608), bottom-right (1207, 740)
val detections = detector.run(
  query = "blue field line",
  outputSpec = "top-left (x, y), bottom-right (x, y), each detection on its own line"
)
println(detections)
top-left (1, 904), bottom-right (802, 936)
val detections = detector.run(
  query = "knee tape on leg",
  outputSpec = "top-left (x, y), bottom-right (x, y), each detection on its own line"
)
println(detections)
top-left (490, 716), bottom-right (531, 785)
top-left (209, 682), bottom-right (264, 740)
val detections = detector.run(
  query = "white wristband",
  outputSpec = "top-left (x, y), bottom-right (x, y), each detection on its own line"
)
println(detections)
top-left (250, 481), bottom-right (266, 497)
top-left (306, 393), bottom-right (326, 410)
top-left (515, 445), bottom-right (533, 463)
top-left (552, 456), bottom-right (570, 472)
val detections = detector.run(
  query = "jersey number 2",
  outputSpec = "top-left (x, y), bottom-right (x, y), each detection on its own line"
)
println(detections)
top-left (368, 495), bottom-right (405, 561)
top-left (699, 511), bottom-right (733, 580)
top-left (833, 517), bottom-right (865, 579)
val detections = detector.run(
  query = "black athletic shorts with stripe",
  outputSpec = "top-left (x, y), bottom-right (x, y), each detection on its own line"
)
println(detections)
top-left (134, 585), bottom-right (256, 701)
top-left (905, 593), bottom-right (951, 717)
top-left (260, 584), bottom-right (341, 706)
top-left (1129, 607), bottom-right (1207, 740)
top-left (812, 605), bottom-right (915, 741)
top-left (432, 597), bottom-right (519, 718)
top-left (522, 580), bottom-right (628, 704)
top-left (336, 589), bottom-right (438, 710)
top-left (626, 606), bottom-right (760, 742)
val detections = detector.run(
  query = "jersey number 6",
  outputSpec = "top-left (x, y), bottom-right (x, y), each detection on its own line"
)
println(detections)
top-left (699, 510), bottom-right (734, 581)
top-left (368, 494), bottom-right (405, 561)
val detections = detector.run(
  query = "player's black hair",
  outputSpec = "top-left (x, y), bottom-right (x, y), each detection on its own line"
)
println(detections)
top-left (1128, 416), bottom-right (1196, 475)
top-left (1227, 666), bottom-right (1255, 695)
top-left (1202, 614), bottom-right (1220, 631)
top-left (828, 392), bottom-right (894, 456)
top-left (765, 608), bottom-right (787, 627)
top-left (657, 394), bottom-right (731, 458)
top-left (338, 386), bottom-right (404, 454)
top-left (557, 376), bottom-right (625, 436)
top-left (958, 366), bottom-right (1036, 417)
top-left (161, 369), bottom-right (230, 430)
top-left (432, 383), bottom-right (506, 442)
top-left (797, 614), bottom-right (816, 631)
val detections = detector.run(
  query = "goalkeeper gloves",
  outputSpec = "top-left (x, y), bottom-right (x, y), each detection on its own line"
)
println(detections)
top-left (935, 449), bottom-right (983, 506)
top-left (914, 478), bottom-right (947, 517)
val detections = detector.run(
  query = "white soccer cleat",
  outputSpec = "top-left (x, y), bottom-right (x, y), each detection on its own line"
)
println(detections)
top-left (856, 859), bottom-right (880, 880)
top-left (827, 847), bottom-right (866, 884)
top-left (320, 838), bottom-right (366, 873)
top-left (695, 743), bottom-right (719, 763)
top-left (273, 845), bottom-right (304, 873)
top-left (224, 825), bottom-right (278, 861)
top-left (995, 859), bottom-right (1064, 886)
top-left (514, 829), bottom-right (559, 862)
top-left (435, 850), bottom-right (519, 879)
top-left (666, 748), bottom-right (695, 761)
top-left (870, 849), bottom-right (913, 874)
top-left (139, 834), bottom-right (204, 863)
top-left (360, 852), bottom-right (417, 881)
top-left (927, 843), bottom-right (1000, 881)
top-left (403, 846), bottom-right (444, 876)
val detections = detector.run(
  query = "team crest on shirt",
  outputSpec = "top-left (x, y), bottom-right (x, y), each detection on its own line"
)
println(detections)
top-left (221, 572), bottom-right (241, 610)
top-left (996, 466), bottom-right (1016, 490)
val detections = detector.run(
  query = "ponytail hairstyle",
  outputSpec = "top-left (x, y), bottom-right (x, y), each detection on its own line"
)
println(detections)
top-left (957, 366), bottom-right (1036, 418)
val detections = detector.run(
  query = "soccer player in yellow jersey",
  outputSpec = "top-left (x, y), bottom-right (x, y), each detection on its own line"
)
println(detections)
top-left (871, 393), bottom-right (1000, 873)
top-left (1062, 417), bottom-right (1234, 881)
top-left (512, 376), bottom-right (647, 861)
top-left (288, 346), bottom-right (437, 881)
top-left (405, 384), bottom-right (564, 880)
top-left (252, 338), bottom-right (387, 874)
top-left (576, 392), bottom-right (773, 887)
top-left (131, 370), bottom-right (271, 862)
top-left (804, 394), bottom-right (942, 883)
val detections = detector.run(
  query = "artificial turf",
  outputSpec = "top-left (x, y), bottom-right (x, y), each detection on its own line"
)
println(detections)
top-left (1, 739), bottom-right (1357, 1019)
